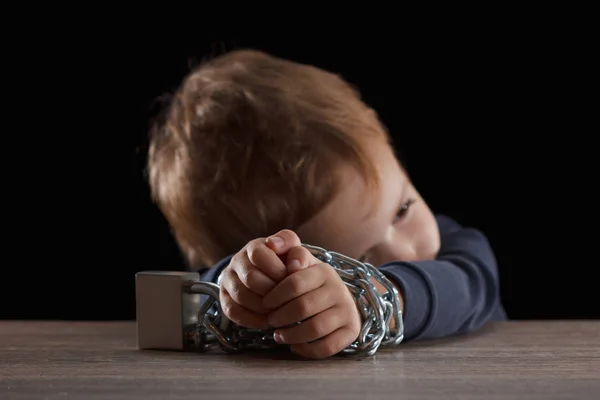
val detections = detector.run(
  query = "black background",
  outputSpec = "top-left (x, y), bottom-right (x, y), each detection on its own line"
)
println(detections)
top-left (2, 27), bottom-right (595, 322)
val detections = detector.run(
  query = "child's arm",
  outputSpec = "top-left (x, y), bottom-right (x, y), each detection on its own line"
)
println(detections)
top-left (198, 256), bottom-right (231, 283)
top-left (197, 215), bottom-right (506, 343)
top-left (378, 214), bottom-right (506, 342)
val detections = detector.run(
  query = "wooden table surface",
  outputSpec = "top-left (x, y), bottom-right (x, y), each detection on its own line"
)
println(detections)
top-left (1, 321), bottom-right (598, 399)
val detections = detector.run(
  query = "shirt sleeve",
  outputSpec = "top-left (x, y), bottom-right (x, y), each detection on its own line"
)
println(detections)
top-left (378, 214), bottom-right (506, 342)
top-left (197, 256), bottom-right (231, 283)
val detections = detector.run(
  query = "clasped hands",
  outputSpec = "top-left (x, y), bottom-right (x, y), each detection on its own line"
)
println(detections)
top-left (219, 229), bottom-right (361, 359)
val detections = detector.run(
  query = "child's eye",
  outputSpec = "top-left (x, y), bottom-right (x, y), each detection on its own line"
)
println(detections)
top-left (395, 199), bottom-right (415, 221)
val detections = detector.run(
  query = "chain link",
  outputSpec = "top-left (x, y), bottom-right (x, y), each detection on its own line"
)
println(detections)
top-left (183, 244), bottom-right (404, 357)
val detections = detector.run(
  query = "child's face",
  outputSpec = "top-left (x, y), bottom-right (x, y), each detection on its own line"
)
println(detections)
top-left (296, 137), bottom-right (441, 266)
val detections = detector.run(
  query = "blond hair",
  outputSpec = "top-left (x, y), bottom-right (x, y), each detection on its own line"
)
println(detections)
top-left (148, 50), bottom-right (387, 267)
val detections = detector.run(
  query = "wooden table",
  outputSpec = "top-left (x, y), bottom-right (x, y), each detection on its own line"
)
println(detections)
top-left (1, 321), bottom-right (598, 399)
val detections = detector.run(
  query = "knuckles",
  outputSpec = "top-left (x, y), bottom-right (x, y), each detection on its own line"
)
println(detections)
top-left (296, 296), bottom-right (316, 317)
top-left (220, 298), bottom-right (244, 326)
top-left (229, 252), bottom-right (245, 271)
top-left (284, 273), bottom-right (309, 297)
top-left (242, 268), bottom-right (259, 287)
top-left (305, 320), bottom-right (327, 339)
top-left (246, 240), bottom-right (268, 264)
top-left (227, 278), bottom-right (241, 298)
top-left (319, 343), bottom-right (339, 358)
top-left (318, 263), bottom-right (345, 285)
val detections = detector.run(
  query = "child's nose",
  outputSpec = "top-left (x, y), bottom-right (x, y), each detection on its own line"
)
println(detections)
top-left (368, 237), bottom-right (418, 266)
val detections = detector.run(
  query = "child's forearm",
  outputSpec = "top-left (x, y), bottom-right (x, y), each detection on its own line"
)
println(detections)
top-left (378, 222), bottom-right (505, 342)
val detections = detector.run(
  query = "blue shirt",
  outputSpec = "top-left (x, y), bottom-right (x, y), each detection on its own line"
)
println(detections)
top-left (197, 214), bottom-right (506, 342)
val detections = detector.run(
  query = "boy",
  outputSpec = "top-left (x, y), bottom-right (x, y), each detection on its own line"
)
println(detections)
top-left (147, 49), bottom-right (506, 359)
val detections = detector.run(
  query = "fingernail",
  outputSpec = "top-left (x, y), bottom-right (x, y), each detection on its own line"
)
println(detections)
top-left (267, 236), bottom-right (284, 249)
top-left (288, 259), bottom-right (301, 271)
top-left (273, 331), bottom-right (283, 344)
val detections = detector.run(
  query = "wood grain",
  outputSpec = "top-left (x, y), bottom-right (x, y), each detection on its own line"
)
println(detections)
top-left (1, 321), bottom-right (599, 399)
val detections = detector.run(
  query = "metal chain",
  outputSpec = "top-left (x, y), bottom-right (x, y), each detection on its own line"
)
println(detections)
top-left (183, 244), bottom-right (404, 357)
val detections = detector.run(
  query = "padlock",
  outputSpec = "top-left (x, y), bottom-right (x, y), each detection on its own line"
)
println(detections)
top-left (135, 271), bottom-right (201, 351)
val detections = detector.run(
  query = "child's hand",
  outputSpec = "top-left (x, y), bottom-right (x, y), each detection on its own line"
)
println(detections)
top-left (262, 245), bottom-right (362, 359)
top-left (219, 230), bottom-right (302, 329)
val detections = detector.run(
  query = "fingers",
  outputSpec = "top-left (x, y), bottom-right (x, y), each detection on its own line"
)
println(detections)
top-left (265, 229), bottom-right (302, 257)
top-left (218, 230), bottom-right (312, 331)
top-left (291, 327), bottom-right (358, 359)
top-left (231, 232), bottom-right (308, 295)
top-left (229, 256), bottom-right (276, 296)
top-left (262, 264), bottom-right (330, 310)
top-left (245, 239), bottom-right (288, 283)
top-left (285, 245), bottom-right (321, 274)
top-left (220, 269), bottom-right (269, 314)
top-left (267, 284), bottom-right (336, 327)
top-left (273, 306), bottom-right (344, 344)
top-left (219, 287), bottom-right (271, 330)
top-left (229, 237), bottom-right (284, 296)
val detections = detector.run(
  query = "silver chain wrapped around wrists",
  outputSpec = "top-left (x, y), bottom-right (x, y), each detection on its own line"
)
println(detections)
top-left (184, 244), bottom-right (404, 357)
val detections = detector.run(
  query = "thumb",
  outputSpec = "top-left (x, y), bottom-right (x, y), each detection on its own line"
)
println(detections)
top-left (285, 245), bottom-right (321, 274)
top-left (265, 229), bottom-right (302, 256)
